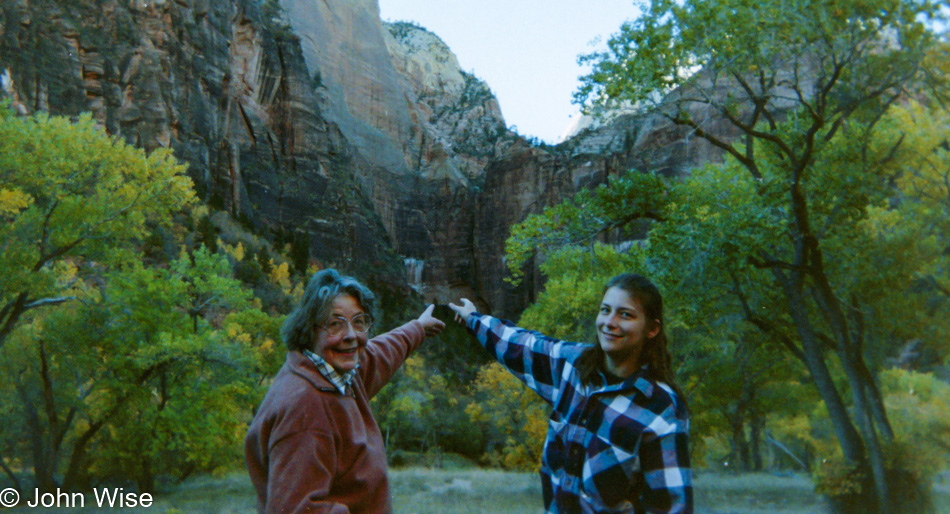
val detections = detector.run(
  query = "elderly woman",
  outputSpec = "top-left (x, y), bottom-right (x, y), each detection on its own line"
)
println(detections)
top-left (245, 269), bottom-right (445, 513)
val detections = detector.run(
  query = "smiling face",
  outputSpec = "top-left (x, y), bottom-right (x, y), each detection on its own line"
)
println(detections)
top-left (312, 294), bottom-right (368, 373)
top-left (596, 286), bottom-right (660, 377)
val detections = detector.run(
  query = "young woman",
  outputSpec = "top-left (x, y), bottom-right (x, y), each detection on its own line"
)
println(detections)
top-left (450, 273), bottom-right (692, 513)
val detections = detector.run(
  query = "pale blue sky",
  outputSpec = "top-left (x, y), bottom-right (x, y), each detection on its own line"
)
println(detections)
top-left (378, 0), bottom-right (641, 144)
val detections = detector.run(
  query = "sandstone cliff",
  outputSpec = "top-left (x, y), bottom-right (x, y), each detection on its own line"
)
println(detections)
top-left (0, 0), bottom-right (418, 309)
top-left (0, 0), bottom-right (734, 319)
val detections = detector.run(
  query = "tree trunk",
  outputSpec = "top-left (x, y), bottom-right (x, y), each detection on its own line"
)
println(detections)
top-left (840, 348), bottom-right (890, 513)
top-left (63, 364), bottom-right (164, 490)
top-left (61, 420), bottom-right (101, 491)
top-left (138, 459), bottom-right (156, 495)
top-left (728, 413), bottom-right (751, 471)
top-left (813, 280), bottom-right (893, 512)
top-left (15, 375), bottom-right (58, 492)
top-left (777, 271), bottom-right (866, 464)
top-left (750, 415), bottom-right (764, 471)
top-left (0, 293), bottom-right (28, 350)
top-left (858, 359), bottom-right (895, 442)
top-left (0, 451), bottom-right (22, 491)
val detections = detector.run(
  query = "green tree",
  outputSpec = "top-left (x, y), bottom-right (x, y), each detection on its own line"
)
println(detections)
top-left (883, 102), bottom-right (950, 354)
top-left (86, 249), bottom-right (258, 492)
top-left (566, 0), bottom-right (948, 510)
top-left (373, 355), bottom-right (482, 463)
top-left (0, 107), bottom-right (281, 493)
top-left (466, 362), bottom-right (548, 471)
top-left (0, 248), bottom-right (266, 492)
top-left (289, 231), bottom-right (311, 275)
top-left (0, 107), bottom-right (195, 349)
top-left (195, 215), bottom-right (219, 254)
top-left (222, 307), bottom-right (286, 383)
top-left (510, 240), bottom-right (812, 472)
top-left (509, 111), bottom-right (950, 506)
top-left (256, 246), bottom-right (274, 274)
top-left (879, 368), bottom-right (950, 492)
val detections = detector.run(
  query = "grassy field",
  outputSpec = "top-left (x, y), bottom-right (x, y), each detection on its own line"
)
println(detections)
top-left (391, 468), bottom-right (846, 513)
top-left (4, 468), bottom-right (949, 513)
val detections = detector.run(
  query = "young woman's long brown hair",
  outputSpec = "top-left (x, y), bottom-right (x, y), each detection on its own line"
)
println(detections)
top-left (576, 273), bottom-right (688, 409)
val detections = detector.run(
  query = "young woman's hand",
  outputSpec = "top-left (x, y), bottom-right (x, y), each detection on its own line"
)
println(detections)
top-left (448, 298), bottom-right (477, 326)
top-left (416, 304), bottom-right (446, 337)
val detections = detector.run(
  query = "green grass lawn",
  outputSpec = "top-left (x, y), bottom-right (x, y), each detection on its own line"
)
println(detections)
top-left (390, 469), bottom-right (835, 513)
top-left (4, 468), bottom-right (948, 513)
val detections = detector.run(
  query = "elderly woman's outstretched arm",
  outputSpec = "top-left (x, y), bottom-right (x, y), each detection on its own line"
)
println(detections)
top-left (359, 304), bottom-right (444, 398)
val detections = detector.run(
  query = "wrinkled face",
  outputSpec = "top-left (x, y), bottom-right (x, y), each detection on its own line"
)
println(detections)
top-left (312, 294), bottom-right (368, 373)
top-left (596, 287), bottom-right (659, 367)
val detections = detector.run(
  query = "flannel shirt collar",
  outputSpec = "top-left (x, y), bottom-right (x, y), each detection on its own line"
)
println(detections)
top-left (303, 350), bottom-right (359, 395)
top-left (596, 364), bottom-right (655, 398)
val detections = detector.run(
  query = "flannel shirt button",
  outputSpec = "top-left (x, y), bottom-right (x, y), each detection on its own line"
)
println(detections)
top-left (567, 445), bottom-right (584, 475)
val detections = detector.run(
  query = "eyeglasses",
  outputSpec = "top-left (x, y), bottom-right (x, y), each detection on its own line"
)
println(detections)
top-left (320, 314), bottom-right (373, 336)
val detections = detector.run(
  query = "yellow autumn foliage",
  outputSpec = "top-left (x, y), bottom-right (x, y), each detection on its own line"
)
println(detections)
top-left (468, 362), bottom-right (548, 471)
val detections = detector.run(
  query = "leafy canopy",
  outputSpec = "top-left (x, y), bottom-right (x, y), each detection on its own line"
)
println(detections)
top-left (0, 106), bottom-right (195, 347)
top-left (577, 0), bottom-right (945, 111)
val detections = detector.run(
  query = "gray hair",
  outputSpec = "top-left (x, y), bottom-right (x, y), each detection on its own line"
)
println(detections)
top-left (281, 269), bottom-right (376, 352)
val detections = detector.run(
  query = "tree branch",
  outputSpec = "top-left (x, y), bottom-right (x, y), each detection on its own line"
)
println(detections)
top-left (33, 238), bottom-right (85, 272)
top-left (62, 359), bottom-right (176, 489)
top-left (24, 296), bottom-right (76, 310)
top-left (790, 60), bottom-right (820, 123)
top-left (38, 198), bottom-right (62, 260)
top-left (38, 341), bottom-right (60, 450)
top-left (666, 112), bottom-right (763, 179)
top-left (765, 430), bottom-right (809, 470)
top-left (717, 103), bottom-right (797, 163)
top-left (730, 271), bottom-right (807, 363)
top-left (748, 254), bottom-right (798, 271)
top-left (758, 69), bottom-right (779, 130)
top-left (815, 332), bottom-right (843, 353)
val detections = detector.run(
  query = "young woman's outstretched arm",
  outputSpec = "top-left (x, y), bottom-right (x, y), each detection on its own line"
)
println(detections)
top-left (450, 298), bottom-right (581, 405)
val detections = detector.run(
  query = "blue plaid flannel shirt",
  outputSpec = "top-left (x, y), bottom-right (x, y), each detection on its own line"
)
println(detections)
top-left (467, 313), bottom-right (693, 513)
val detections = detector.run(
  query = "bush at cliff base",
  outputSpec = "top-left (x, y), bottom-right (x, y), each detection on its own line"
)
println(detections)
top-left (814, 452), bottom-right (934, 513)
top-left (814, 368), bottom-right (950, 513)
